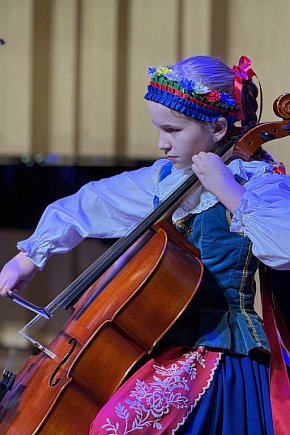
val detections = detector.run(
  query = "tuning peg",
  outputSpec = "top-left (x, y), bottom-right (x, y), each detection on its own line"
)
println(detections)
top-left (259, 131), bottom-right (276, 141)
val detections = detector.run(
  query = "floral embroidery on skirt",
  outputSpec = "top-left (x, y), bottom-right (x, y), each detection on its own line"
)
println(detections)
top-left (90, 346), bottom-right (222, 434)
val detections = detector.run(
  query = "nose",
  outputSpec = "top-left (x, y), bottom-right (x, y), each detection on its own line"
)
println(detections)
top-left (158, 132), bottom-right (171, 152)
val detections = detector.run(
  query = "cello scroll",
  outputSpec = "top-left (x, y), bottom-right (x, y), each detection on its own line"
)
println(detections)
top-left (232, 93), bottom-right (290, 161)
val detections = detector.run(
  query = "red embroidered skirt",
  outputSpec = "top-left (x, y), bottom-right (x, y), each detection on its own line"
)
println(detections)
top-left (89, 346), bottom-right (221, 434)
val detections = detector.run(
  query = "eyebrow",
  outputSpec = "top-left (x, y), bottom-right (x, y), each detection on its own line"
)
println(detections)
top-left (152, 121), bottom-right (180, 129)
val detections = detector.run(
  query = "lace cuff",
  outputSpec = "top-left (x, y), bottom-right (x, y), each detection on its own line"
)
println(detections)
top-left (17, 237), bottom-right (52, 269)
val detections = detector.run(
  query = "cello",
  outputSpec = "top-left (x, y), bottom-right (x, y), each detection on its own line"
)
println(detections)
top-left (0, 94), bottom-right (289, 434)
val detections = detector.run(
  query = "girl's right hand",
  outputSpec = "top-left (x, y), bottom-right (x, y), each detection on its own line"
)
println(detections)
top-left (0, 252), bottom-right (38, 296)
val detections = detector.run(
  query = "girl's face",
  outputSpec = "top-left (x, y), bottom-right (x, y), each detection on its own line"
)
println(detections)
top-left (148, 101), bottom-right (224, 170)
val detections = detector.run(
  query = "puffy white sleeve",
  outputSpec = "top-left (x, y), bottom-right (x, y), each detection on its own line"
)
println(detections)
top-left (231, 173), bottom-right (290, 270)
top-left (17, 162), bottom-right (163, 269)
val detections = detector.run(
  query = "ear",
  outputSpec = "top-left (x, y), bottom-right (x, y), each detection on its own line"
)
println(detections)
top-left (212, 117), bottom-right (228, 143)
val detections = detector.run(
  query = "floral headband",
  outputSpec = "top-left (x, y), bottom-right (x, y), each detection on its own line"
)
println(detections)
top-left (144, 56), bottom-right (256, 124)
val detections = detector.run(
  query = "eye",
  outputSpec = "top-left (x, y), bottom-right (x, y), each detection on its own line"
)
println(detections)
top-left (164, 127), bottom-right (180, 133)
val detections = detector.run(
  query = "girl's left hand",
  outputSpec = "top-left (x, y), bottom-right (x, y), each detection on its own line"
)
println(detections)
top-left (191, 152), bottom-right (245, 213)
top-left (192, 152), bottom-right (234, 195)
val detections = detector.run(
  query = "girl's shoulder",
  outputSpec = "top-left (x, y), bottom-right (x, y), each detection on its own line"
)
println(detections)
top-left (228, 158), bottom-right (290, 192)
top-left (228, 158), bottom-right (284, 181)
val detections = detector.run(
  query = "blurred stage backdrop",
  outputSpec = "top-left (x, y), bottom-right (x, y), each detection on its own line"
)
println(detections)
top-left (0, 0), bottom-right (289, 371)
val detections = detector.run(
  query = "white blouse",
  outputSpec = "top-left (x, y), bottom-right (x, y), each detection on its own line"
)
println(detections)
top-left (17, 159), bottom-right (290, 271)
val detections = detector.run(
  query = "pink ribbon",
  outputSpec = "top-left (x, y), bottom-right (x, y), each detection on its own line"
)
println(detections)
top-left (232, 55), bottom-right (255, 121)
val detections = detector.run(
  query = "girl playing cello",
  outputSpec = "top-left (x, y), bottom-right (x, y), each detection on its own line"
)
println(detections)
top-left (1, 55), bottom-right (290, 434)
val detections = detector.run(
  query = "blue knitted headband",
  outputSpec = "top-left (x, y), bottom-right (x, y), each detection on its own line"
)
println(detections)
top-left (144, 66), bottom-right (239, 124)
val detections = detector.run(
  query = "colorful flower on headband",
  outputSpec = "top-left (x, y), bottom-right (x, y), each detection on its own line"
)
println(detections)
top-left (147, 66), bottom-right (157, 75)
top-left (191, 79), bottom-right (210, 95)
top-left (147, 66), bottom-right (173, 77)
top-left (220, 92), bottom-right (236, 106)
top-left (176, 77), bottom-right (193, 93)
top-left (205, 90), bottom-right (221, 103)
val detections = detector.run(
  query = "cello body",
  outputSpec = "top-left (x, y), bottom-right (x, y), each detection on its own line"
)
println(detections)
top-left (0, 225), bottom-right (203, 434)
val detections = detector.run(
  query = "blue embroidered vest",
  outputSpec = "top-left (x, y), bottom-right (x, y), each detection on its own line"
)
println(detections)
top-left (155, 162), bottom-right (269, 355)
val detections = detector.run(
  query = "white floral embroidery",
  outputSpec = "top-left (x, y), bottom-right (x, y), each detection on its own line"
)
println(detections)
top-left (101, 347), bottom-right (207, 434)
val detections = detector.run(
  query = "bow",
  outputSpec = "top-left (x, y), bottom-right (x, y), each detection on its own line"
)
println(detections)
top-left (232, 55), bottom-right (256, 121)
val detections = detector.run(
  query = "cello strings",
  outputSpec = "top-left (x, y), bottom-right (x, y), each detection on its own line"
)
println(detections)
top-left (22, 135), bottom-right (238, 333)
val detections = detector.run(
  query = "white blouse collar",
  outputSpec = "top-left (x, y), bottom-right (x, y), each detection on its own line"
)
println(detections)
top-left (168, 159), bottom-right (272, 223)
